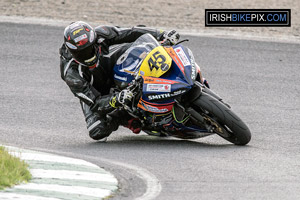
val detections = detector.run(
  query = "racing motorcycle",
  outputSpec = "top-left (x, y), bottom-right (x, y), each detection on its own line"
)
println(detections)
top-left (111, 33), bottom-right (251, 145)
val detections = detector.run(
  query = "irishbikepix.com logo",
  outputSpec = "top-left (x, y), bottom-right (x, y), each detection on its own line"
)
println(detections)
top-left (205, 9), bottom-right (291, 27)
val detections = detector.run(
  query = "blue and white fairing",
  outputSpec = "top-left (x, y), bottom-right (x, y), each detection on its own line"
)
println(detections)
top-left (113, 34), bottom-right (197, 104)
top-left (141, 44), bottom-right (196, 103)
top-left (113, 35), bottom-right (160, 89)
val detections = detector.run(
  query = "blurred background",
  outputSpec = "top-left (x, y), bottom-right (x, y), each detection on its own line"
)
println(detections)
top-left (1, 0), bottom-right (299, 39)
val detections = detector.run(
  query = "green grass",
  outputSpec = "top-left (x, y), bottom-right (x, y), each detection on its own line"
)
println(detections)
top-left (0, 146), bottom-right (32, 190)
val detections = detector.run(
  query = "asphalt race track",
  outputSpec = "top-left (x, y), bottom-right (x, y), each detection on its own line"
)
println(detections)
top-left (0, 22), bottom-right (300, 200)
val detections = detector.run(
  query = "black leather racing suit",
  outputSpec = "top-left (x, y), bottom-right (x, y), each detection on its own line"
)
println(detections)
top-left (59, 25), bottom-right (165, 140)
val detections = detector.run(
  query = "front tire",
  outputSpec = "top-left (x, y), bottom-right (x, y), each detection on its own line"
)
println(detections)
top-left (191, 92), bottom-right (251, 145)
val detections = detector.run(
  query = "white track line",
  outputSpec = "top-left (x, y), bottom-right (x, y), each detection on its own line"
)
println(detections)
top-left (36, 150), bottom-right (163, 200)
top-left (0, 193), bottom-right (60, 200)
top-left (31, 169), bottom-right (117, 183)
top-left (11, 152), bottom-right (98, 168)
top-left (2, 146), bottom-right (118, 200)
top-left (100, 158), bottom-right (162, 200)
top-left (15, 183), bottom-right (111, 198)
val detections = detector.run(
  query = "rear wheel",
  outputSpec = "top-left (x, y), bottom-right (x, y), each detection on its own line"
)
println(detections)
top-left (191, 92), bottom-right (251, 145)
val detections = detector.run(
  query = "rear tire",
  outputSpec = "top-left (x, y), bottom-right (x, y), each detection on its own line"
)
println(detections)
top-left (191, 92), bottom-right (251, 145)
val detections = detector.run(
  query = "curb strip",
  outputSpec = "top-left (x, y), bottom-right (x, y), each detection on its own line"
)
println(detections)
top-left (0, 146), bottom-right (118, 200)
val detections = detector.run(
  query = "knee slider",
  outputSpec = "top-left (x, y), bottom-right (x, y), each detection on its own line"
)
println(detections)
top-left (89, 126), bottom-right (112, 140)
top-left (87, 117), bottom-right (112, 140)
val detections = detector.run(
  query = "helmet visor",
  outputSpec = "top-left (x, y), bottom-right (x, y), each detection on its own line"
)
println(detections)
top-left (72, 45), bottom-right (98, 66)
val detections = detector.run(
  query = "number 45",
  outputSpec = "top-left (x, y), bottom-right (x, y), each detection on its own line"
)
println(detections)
top-left (148, 51), bottom-right (166, 71)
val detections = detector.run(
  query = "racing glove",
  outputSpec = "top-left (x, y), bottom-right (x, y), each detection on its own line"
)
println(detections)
top-left (91, 95), bottom-right (115, 117)
top-left (163, 30), bottom-right (180, 45)
top-left (91, 89), bottom-right (134, 115)
top-left (109, 89), bottom-right (134, 108)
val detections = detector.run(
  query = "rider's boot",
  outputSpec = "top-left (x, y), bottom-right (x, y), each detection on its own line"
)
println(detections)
top-left (80, 101), bottom-right (117, 141)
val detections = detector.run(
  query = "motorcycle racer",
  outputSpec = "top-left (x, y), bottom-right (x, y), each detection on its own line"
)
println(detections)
top-left (59, 21), bottom-right (180, 141)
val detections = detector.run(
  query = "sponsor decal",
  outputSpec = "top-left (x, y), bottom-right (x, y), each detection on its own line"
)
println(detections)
top-left (143, 77), bottom-right (178, 84)
top-left (148, 93), bottom-right (171, 100)
top-left (171, 89), bottom-right (186, 96)
top-left (146, 84), bottom-right (171, 92)
top-left (191, 63), bottom-right (196, 80)
top-left (145, 105), bottom-right (169, 113)
top-left (114, 74), bottom-right (127, 81)
top-left (164, 47), bottom-right (185, 74)
top-left (174, 47), bottom-right (191, 67)
top-left (144, 78), bottom-right (155, 83)
top-left (138, 99), bottom-right (174, 113)
top-left (73, 28), bottom-right (83, 35)
top-left (147, 89), bottom-right (187, 100)
top-left (187, 48), bottom-right (196, 80)
top-left (139, 101), bottom-right (170, 113)
top-left (74, 34), bottom-right (87, 43)
top-left (191, 66), bottom-right (196, 80)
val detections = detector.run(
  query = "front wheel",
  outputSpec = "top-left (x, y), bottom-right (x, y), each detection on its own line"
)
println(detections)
top-left (191, 93), bottom-right (251, 145)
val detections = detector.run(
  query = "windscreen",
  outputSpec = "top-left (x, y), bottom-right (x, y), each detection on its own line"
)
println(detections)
top-left (129, 33), bottom-right (160, 52)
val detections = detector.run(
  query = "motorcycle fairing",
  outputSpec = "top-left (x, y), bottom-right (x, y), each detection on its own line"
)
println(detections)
top-left (113, 33), bottom-right (195, 106)
top-left (140, 74), bottom-right (190, 102)
top-left (141, 45), bottom-right (194, 101)
top-left (138, 46), bottom-right (172, 77)
top-left (164, 122), bottom-right (213, 139)
top-left (139, 45), bottom-right (194, 103)
top-left (137, 98), bottom-right (174, 113)
top-left (164, 45), bottom-right (194, 86)
top-left (113, 44), bottom-right (157, 89)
